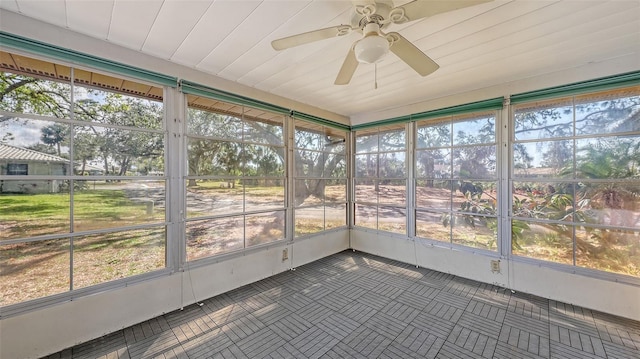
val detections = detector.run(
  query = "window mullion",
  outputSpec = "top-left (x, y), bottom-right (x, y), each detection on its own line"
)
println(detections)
top-left (407, 122), bottom-right (416, 239)
top-left (166, 86), bottom-right (185, 272)
top-left (499, 99), bottom-right (512, 258)
top-left (571, 98), bottom-right (577, 267)
top-left (349, 131), bottom-right (355, 231)
top-left (69, 67), bottom-right (75, 292)
top-left (286, 114), bottom-right (295, 243)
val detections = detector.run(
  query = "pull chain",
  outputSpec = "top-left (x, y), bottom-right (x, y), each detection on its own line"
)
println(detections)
top-left (375, 62), bottom-right (378, 90)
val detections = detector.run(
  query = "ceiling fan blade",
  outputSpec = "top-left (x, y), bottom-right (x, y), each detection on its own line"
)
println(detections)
top-left (387, 32), bottom-right (439, 76)
top-left (392, 0), bottom-right (492, 23)
top-left (335, 48), bottom-right (359, 85)
top-left (272, 25), bottom-right (352, 51)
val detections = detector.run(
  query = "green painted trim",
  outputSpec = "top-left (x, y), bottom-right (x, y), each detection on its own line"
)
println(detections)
top-left (413, 97), bottom-right (504, 121)
top-left (181, 81), bottom-right (349, 130)
top-left (0, 33), bottom-right (347, 130)
top-left (182, 81), bottom-right (289, 115)
top-left (292, 111), bottom-right (350, 131)
top-left (511, 71), bottom-right (640, 104)
top-left (0, 32), bottom-right (177, 87)
top-left (351, 115), bottom-right (412, 130)
top-left (352, 97), bottom-right (503, 130)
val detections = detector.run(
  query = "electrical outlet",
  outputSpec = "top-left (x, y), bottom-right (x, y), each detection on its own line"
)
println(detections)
top-left (490, 260), bottom-right (500, 273)
top-left (282, 248), bottom-right (288, 261)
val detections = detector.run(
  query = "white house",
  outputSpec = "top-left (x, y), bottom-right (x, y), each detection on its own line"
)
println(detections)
top-left (0, 143), bottom-right (70, 193)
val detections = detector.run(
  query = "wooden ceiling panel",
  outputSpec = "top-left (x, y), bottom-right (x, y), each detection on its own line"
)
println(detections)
top-left (108, 0), bottom-right (163, 49)
top-left (238, 2), bottom-right (354, 87)
top-left (66, 0), bottom-right (113, 40)
top-left (337, 31), bottom-right (639, 116)
top-left (399, 1), bottom-right (548, 50)
top-left (15, 0), bottom-right (66, 28)
top-left (295, 4), bottom-right (640, 115)
top-left (142, 0), bottom-right (212, 59)
top-left (197, 0), bottom-right (312, 75)
top-left (255, 34), bottom-right (356, 91)
top-left (1, 0), bottom-right (18, 12)
top-left (358, 10), bottom-right (640, 106)
top-left (171, 0), bottom-right (262, 67)
top-left (220, 0), bottom-right (352, 82)
top-left (283, 1), bottom-right (553, 103)
top-left (426, 2), bottom-right (600, 61)
top-left (3, 0), bottom-right (639, 122)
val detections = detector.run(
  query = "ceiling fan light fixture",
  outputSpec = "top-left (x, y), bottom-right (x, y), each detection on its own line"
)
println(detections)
top-left (354, 23), bottom-right (389, 64)
top-left (354, 35), bottom-right (389, 64)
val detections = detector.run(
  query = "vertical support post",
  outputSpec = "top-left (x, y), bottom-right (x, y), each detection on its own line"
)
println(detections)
top-left (165, 86), bottom-right (186, 273)
top-left (499, 97), bottom-right (512, 264)
top-left (286, 113), bottom-right (295, 266)
top-left (406, 121), bottom-right (418, 267)
top-left (406, 121), bottom-right (416, 239)
top-left (69, 67), bottom-right (75, 291)
top-left (348, 130), bottom-right (356, 249)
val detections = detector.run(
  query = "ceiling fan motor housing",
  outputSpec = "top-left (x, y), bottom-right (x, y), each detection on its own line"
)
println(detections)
top-left (351, 0), bottom-right (394, 30)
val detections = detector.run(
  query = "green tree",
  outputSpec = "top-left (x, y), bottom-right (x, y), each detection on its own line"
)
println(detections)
top-left (40, 123), bottom-right (67, 156)
top-left (416, 122), bottom-right (450, 185)
top-left (295, 129), bottom-right (345, 205)
top-left (513, 96), bottom-right (640, 272)
top-left (0, 73), bottom-right (71, 117)
top-left (187, 109), bottom-right (243, 186)
top-left (74, 132), bottom-right (99, 175)
top-left (89, 93), bottom-right (163, 175)
top-left (1, 72), bottom-right (165, 176)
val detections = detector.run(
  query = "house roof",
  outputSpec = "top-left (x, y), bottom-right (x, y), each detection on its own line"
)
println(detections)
top-left (0, 143), bottom-right (69, 163)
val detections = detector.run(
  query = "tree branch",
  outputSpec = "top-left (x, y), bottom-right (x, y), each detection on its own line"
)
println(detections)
top-left (0, 78), bottom-right (37, 102)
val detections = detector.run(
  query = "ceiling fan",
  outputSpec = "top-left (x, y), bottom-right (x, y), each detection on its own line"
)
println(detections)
top-left (271, 0), bottom-right (491, 85)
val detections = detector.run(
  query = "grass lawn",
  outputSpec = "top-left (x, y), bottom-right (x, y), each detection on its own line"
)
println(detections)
top-left (1, 186), bottom-right (166, 306)
top-left (1, 188), bottom-right (164, 240)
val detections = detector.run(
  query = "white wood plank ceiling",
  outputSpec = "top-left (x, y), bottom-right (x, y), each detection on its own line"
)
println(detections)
top-left (1, 0), bottom-right (639, 121)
